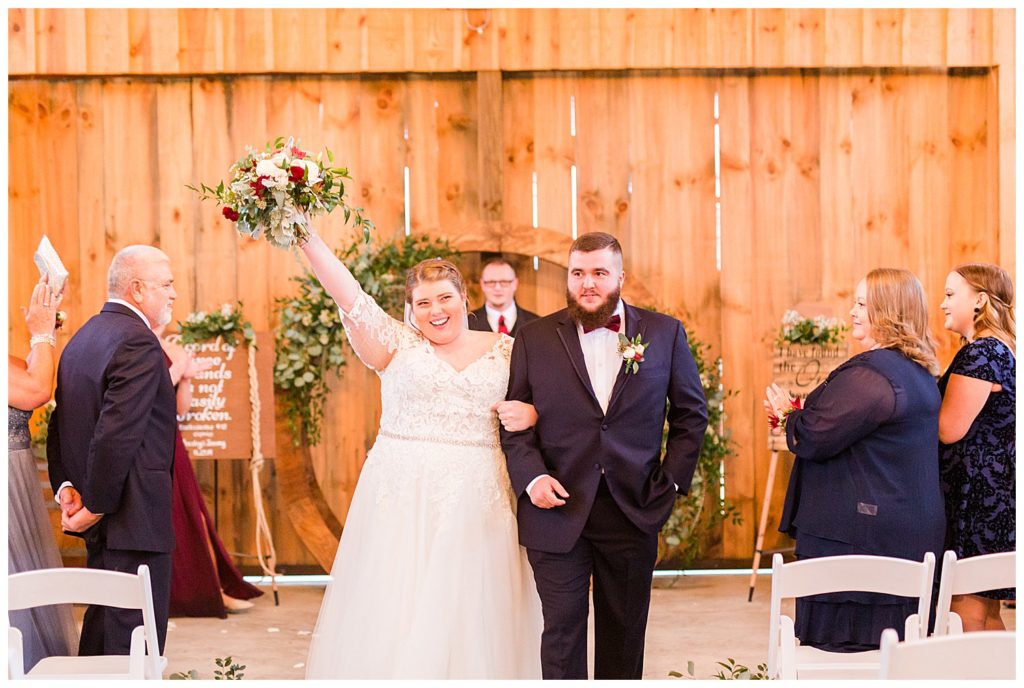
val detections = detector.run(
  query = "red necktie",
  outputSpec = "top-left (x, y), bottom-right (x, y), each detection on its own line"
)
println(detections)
top-left (582, 314), bottom-right (621, 334)
top-left (497, 315), bottom-right (510, 335)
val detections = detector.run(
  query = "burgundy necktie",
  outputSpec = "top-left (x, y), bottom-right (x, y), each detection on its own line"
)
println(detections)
top-left (582, 314), bottom-right (621, 334)
top-left (497, 315), bottom-right (510, 335)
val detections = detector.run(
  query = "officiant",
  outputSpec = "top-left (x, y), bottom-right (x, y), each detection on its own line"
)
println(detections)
top-left (469, 257), bottom-right (539, 337)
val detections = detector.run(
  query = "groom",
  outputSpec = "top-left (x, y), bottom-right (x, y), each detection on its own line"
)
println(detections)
top-left (500, 232), bottom-right (708, 679)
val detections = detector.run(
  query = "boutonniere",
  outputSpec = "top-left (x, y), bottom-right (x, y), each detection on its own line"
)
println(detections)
top-left (618, 333), bottom-right (650, 374)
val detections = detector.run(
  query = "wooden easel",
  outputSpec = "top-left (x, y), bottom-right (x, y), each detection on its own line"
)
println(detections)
top-left (747, 433), bottom-right (794, 601)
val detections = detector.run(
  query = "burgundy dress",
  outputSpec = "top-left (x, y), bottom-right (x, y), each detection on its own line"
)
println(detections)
top-left (168, 357), bottom-right (263, 618)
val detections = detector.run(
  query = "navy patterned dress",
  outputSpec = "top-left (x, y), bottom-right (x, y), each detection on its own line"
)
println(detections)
top-left (938, 336), bottom-right (1016, 600)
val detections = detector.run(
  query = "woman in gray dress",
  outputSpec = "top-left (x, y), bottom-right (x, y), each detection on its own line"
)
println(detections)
top-left (8, 275), bottom-right (78, 669)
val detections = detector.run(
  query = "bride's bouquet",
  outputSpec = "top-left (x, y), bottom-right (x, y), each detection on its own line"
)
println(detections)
top-left (188, 136), bottom-right (373, 248)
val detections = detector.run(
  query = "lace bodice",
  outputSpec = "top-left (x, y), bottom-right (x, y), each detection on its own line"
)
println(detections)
top-left (340, 289), bottom-right (513, 444)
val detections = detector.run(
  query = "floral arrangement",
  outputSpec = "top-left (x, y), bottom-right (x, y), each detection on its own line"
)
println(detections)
top-left (768, 395), bottom-right (802, 433)
top-left (274, 234), bottom-right (456, 445)
top-left (776, 309), bottom-right (847, 347)
top-left (618, 333), bottom-right (649, 374)
top-left (178, 302), bottom-right (256, 349)
top-left (656, 324), bottom-right (740, 567)
top-left (670, 657), bottom-right (769, 680)
top-left (188, 137), bottom-right (374, 249)
top-left (169, 655), bottom-right (246, 680)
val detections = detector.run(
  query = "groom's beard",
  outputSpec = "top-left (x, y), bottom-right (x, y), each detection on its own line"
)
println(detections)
top-left (566, 285), bottom-right (621, 331)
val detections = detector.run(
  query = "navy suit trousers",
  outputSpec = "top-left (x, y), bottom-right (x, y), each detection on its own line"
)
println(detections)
top-left (527, 478), bottom-right (659, 680)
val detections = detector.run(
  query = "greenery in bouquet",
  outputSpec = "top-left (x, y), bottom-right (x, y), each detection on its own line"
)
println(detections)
top-left (188, 137), bottom-right (374, 248)
top-left (775, 309), bottom-right (847, 347)
top-left (658, 329), bottom-right (740, 567)
top-left (274, 234), bottom-right (456, 445)
top-left (178, 302), bottom-right (256, 349)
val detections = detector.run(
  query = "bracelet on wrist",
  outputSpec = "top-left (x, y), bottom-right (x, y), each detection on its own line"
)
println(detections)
top-left (29, 333), bottom-right (56, 348)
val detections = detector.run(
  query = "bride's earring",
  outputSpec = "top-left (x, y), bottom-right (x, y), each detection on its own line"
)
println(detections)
top-left (463, 299), bottom-right (470, 329)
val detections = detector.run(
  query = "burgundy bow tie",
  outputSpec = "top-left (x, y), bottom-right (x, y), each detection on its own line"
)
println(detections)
top-left (583, 314), bottom-right (621, 334)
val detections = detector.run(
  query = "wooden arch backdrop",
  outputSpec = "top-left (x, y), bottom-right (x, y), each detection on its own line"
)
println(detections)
top-left (281, 221), bottom-right (661, 570)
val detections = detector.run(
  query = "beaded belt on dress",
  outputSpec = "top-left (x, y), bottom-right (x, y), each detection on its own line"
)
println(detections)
top-left (8, 439), bottom-right (31, 451)
top-left (378, 429), bottom-right (498, 449)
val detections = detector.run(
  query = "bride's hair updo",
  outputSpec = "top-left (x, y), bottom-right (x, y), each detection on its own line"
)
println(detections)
top-left (405, 257), bottom-right (467, 303)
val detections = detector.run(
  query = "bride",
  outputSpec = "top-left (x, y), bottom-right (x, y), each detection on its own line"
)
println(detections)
top-left (298, 229), bottom-right (543, 679)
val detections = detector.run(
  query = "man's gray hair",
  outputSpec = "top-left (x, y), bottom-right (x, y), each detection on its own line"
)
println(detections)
top-left (107, 245), bottom-right (169, 298)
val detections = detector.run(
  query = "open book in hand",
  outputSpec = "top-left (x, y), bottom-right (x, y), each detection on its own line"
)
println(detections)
top-left (34, 235), bottom-right (69, 295)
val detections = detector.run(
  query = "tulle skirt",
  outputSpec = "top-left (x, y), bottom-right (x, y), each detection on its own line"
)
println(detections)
top-left (8, 444), bottom-right (79, 669)
top-left (304, 435), bottom-right (542, 679)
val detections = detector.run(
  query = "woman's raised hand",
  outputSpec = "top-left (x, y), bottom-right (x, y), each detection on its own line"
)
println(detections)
top-left (25, 275), bottom-right (60, 336)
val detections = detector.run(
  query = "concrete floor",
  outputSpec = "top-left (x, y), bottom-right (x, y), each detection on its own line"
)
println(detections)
top-left (150, 574), bottom-right (1015, 680)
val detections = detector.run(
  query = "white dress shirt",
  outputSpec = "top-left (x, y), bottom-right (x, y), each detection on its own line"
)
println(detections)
top-left (485, 303), bottom-right (518, 333)
top-left (577, 300), bottom-right (625, 415)
top-left (526, 301), bottom-right (624, 497)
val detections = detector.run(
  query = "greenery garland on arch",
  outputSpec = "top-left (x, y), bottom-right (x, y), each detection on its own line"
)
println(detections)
top-left (178, 302), bottom-right (256, 348)
top-left (273, 234), bottom-right (456, 445)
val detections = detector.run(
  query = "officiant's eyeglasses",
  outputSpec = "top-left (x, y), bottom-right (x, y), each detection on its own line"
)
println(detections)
top-left (482, 280), bottom-right (514, 288)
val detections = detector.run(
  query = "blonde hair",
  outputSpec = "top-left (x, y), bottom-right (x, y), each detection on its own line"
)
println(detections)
top-left (865, 268), bottom-right (940, 376)
top-left (953, 262), bottom-right (1016, 352)
top-left (405, 258), bottom-right (467, 304)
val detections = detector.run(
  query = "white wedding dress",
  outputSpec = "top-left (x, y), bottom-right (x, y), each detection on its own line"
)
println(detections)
top-left (304, 288), bottom-right (542, 679)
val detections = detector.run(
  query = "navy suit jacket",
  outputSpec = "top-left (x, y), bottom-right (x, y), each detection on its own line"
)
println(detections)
top-left (48, 302), bottom-right (177, 553)
top-left (468, 303), bottom-right (539, 337)
top-left (500, 302), bottom-right (708, 553)
top-left (778, 348), bottom-right (945, 561)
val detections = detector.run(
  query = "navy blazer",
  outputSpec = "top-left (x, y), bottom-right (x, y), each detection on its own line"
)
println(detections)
top-left (468, 303), bottom-right (539, 337)
top-left (500, 303), bottom-right (708, 553)
top-left (778, 348), bottom-right (945, 561)
top-left (48, 303), bottom-right (177, 553)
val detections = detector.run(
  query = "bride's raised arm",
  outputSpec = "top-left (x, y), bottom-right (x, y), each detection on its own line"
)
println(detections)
top-left (299, 231), bottom-right (410, 372)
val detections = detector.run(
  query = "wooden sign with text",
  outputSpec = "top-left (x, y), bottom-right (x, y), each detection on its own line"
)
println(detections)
top-left (167, 333), bottom-right (277, 460)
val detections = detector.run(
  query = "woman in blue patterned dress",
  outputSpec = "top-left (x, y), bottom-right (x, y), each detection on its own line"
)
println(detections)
top-left (938, 263), bottom-right (1016, 631)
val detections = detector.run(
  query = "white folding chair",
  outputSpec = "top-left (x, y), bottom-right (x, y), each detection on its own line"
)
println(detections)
top-left (934, 550), bottom-right (1016, 636)
top-left (878, 627), bottom-right (1016, 679)
top-left (767, 551), bottom-right (935, 680)
top-left (8, 565), bottom-right (166, 680)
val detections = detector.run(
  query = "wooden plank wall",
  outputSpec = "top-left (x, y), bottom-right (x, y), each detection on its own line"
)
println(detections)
top-left (9, 8), bottom-right (1008, 73)
top-left (8, 8), bottom-right (1013, 567)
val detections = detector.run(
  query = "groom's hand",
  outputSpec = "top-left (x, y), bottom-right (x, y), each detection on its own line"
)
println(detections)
top-left (528, 476), bottom-right (569, 509)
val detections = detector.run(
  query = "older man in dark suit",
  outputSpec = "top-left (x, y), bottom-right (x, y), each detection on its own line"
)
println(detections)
top-left (500, 232), bottom-right (708, 680)
top-left (48, 244), bottom-right (178, 657)
top-left (469, 257), bottom-right (539, 337)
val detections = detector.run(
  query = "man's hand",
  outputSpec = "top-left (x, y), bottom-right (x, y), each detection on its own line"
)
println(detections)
top-left (58, 486), bottom-right (83, 517)
top-left (492, 400), bottom-right (538, 433)
top-left (528, 475), bottom-right (570, 509)
top-left (61, 505), bottom-right (103, 533)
